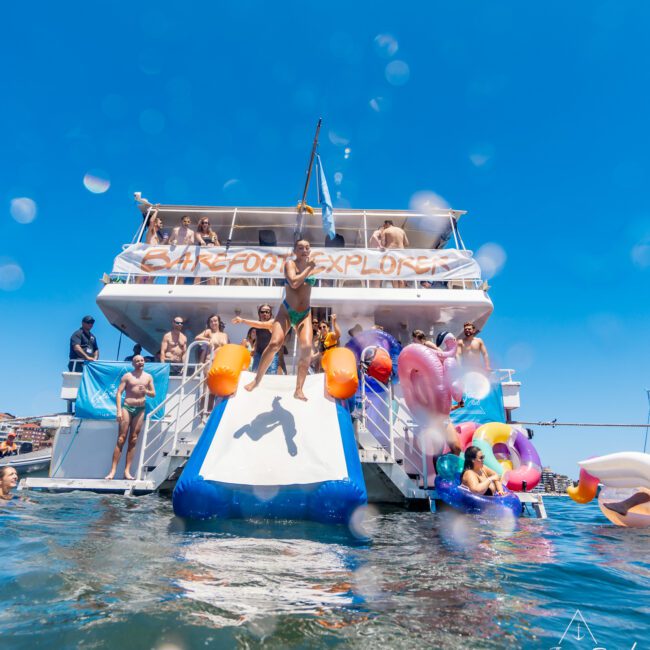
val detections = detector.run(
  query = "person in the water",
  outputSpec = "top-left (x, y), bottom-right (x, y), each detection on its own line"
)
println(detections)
top-left (0, 466), bottom-right (18, 502)
top-left (244, 239), bottom-right (317, 401)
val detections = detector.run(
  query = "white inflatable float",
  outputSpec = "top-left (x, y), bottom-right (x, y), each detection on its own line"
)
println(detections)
top-left (569, 452), bottom-right (650, 528)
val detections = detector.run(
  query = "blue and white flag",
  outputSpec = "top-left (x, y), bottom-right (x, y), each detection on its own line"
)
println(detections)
top-left (316, 154), bottom-right (335, 240)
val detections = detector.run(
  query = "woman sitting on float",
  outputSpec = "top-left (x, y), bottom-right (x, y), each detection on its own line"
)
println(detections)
top-left (242, 239), bottom-right (317, 401)
top-left (462, 445), bottom-right (506, 496)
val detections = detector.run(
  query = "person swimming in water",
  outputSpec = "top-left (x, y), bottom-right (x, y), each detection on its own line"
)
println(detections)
top-left (244, 239), bottom-right (317, 401)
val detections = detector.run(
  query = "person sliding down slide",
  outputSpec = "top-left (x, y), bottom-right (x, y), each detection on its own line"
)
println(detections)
top-left (244, 239), bottom-right (317, 401)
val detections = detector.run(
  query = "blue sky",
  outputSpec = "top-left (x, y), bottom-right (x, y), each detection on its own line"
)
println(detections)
top-left (2, 1), bottom-right (649, 477)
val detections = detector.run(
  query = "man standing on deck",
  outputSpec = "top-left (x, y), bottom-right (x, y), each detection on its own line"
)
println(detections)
top-left (380, 220), bottom-right (409, 287)
top-left (105, 356), bottom-right (155, 481)
top-left (161, 317), bottom-right (188, 375)
top-left (68, 316), bottom-right (99, 372)
top-left (456, 321), bottom-right (491, 372)
top-left (170, 215), bottom-right (203, 245)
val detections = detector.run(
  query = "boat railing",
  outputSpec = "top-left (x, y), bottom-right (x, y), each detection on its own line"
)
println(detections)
top-left (359, 373), bottom-right (430, 487)
top-left (136, 341), bottom-right (213, 480)
top-left (495, 368), bottom-right (517, 383)
top-left (105, 271), bottom-right (484, 292)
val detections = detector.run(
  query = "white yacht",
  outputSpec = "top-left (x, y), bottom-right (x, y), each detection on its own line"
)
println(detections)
top-left (23, 199), bottom-right (543, 517)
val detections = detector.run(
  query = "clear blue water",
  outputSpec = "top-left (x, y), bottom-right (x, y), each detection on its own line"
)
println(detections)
top-left (1, 494), bottom-right (648, 649)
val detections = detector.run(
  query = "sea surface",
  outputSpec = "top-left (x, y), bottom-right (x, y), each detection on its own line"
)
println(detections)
top-left (0, 494), bottom-right (648, 649)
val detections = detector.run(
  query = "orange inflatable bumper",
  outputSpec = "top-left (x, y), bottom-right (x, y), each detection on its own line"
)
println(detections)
top-left (322, 347), bottom-right (358, 400)
top-left (206, 344), bottom-right (251, 396)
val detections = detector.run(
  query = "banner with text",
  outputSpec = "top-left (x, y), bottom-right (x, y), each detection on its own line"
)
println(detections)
top-left (112, 244), bottom-right (482, 281)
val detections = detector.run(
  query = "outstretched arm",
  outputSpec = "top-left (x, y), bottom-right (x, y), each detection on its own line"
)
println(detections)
top-left (232, 316), bottom-right (274, 330)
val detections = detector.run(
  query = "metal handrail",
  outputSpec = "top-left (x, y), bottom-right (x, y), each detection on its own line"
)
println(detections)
top-left (360, 374), bottom-right (429, 486)
top-left (136, 341), bottom-right (213, 480)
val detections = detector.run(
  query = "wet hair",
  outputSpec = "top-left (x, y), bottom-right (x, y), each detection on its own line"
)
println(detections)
top-left (0, 466), bottom-right (17, 491)
top-left (412, 329), bottom-right (426, 341)
top-left (206, 314), bottom-right (222, 328)
top-left (384, 220), bottom-right (394, 226)
top-left (293, 238), bottom-right (310, 251)
top-left (463, 446), bottom-right (482, 474)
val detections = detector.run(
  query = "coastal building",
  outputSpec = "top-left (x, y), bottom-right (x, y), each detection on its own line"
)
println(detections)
top-left (532, 466), bottom-right (573, 494)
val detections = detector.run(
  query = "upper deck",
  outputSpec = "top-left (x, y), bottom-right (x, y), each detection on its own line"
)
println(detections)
top-left (97, 202), bottom-right (493, 355)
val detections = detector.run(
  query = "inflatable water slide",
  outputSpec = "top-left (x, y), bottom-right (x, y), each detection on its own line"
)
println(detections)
top-left (173, 367), bottom-right (367, 524)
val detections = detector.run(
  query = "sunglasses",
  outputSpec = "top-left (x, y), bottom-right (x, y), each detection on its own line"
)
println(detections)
top-left (259, 310), bottom-right (272, 315)
top-left (477, 456), bottom-right (485, 461)
top-left (174, 321), bottom-right (183, 325)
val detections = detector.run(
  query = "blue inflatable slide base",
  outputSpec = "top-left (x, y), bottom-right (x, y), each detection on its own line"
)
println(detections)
top-left (173, 373), bottom-right (367, 524)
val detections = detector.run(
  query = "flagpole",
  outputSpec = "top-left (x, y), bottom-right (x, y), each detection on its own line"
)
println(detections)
top-left (295, 117), bottom-right (322, 241)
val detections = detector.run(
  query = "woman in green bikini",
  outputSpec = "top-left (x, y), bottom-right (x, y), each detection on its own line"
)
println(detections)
top-left (244, 239), bottom-right (317, 401)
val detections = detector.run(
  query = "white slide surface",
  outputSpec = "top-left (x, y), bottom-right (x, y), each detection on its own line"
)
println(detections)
top-left (199, 372), bottom-right (348, 486)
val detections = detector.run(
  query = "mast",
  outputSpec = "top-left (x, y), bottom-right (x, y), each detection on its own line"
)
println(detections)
top-left (294, 118), bottom-right (322, 241)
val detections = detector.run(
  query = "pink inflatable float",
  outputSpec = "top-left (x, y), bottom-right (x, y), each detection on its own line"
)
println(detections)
top-left (398, 338), bottom-right (459, 422)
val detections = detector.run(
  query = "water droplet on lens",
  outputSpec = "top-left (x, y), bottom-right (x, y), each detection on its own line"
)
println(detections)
top-left (139, 108), bottom-right (165, 135)
top-left (474, 242), bottom-right (506, 279)
top-left (385, 60), bottom-right (410, 86)
top-left (334, 172), bottom-right (343, 185)
top-left (83, 171), bottom-right (110, 194)
top-left (344, 147), bottom-right (351, 160)
top-left (0, 262), bottom-right (25, 291)
top-left (10, 197), bottom-right (37, 224)
top-left (373, 34), bottom-right (398, 58)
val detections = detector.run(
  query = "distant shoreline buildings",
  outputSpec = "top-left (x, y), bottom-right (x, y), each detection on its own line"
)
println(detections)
top-left (532, 466), bottom-right (573, 494)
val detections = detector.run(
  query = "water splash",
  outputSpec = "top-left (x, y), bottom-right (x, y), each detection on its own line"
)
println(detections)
top-left (328, 130), bottom-right (350, 147)
top-left (10, 197), bottom-right (37, 224)
top-left (369, 96), bottom-right (390, 113)
top-left (462, 371), bottom-right (491, 400)
top-left (344, 147), bottom-right (351, 160)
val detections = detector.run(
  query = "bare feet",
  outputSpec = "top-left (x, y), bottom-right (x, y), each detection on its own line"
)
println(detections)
top-left (603, 501), bottom-right (629, 516)
top-left (124, 471), bottom-right (135, 481)
top-left (244, 379), bottom-right (259, 392)
top-left (294, 389), bottom-right (308, 402)
top-left (104, 472), bottom-right (115, 481)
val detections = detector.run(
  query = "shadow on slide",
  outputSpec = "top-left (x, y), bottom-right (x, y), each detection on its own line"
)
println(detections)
top-left (233, 396), bottom-right (297, 456)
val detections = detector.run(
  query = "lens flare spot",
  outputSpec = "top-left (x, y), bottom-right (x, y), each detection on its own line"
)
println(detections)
top-left (222, 178), bottom-right (239, 190)
top-left (409, 190), bottom-right (450, 214)
top-left (469, 144), bottom-right (495, 168)
top-left (343, 147), bottom-right (352, 160)
top-left (83, 171), bottom-right (110, 194)
top-left (252, 485), bottom-right (279, 502)
top-left (385, 60), bottom-right (410, 86)
top-left (139, 108), bottom-right (165, 135)
top-left (463, 371), bottom-right (491, 400)
top-left (334, 172), bottom-right (343, 185)
top-left (475, 242), bottom-right (506, 279)
top-left (10, 197), bottom-right (37, 224)
top-left (352, 565), bottom-right (382, 601)
top-left (374, 34), bottom-right (398, 58)
top-left (369, 96), bottom-right (391, 113)
top-left (0, 262), bottom-right (25, 291)
top-left (631, 241), bottom-right (650, 269)
top-left (328, 130), bottom-right (350, 147)
top-left (505, 343), bottom-right (534, 372)
top-left (348, 504), bottom-right (379, 540)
